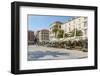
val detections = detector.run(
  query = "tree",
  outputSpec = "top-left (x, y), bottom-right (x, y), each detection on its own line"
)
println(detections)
top-left (51, 21), bottom-right (62, 38)
top-left (52, 28), bottom-right (58, 37)
top-left (64, 33), bottom-right (69, 38)
top-left (76, 29), bottom-right (83, 36)
top-left (57, 29), bottom-right (64, 38)
top-left (69, 29), bottom-right (83, 37)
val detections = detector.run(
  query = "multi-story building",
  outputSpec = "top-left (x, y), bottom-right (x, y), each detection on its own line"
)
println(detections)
top-left (35, 30), bottom-right (40, 39)
top-left (28, 31), bottom-right (35, 44)
top-left (61, 16), bottom-right (88, 39)
top-left (37, 29), bottom-right (49, 42)
top-left (49, 21), bottom-right (63, 41)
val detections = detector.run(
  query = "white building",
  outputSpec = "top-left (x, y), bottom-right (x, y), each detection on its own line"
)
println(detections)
top-left (61, 16), bottom-right (88, 39)
top-left (37, 29), bottom-right (49, 42)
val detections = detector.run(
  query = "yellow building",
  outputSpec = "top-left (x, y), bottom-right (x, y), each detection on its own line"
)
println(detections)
top-left (49, 21), bottom-right (63, 41)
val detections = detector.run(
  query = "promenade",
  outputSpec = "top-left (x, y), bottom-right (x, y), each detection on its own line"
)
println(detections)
top-left (28, 45), bottom-right (88, 61)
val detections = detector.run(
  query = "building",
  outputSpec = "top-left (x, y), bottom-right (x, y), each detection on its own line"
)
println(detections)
top-left (37, 29), bottom-right (49, 42)
top-left (28, 31), bottom-right (35, 44)
top-left (61, 16), bottom-right (88, 39)
top-left (35, 30), bottom-right (40, 40)
top-left (49, 21), bottom-right (63, 41)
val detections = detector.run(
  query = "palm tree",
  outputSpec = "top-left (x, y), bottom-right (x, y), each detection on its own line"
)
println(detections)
top-left (50, 21), bottom-right (62, 38)
top-left (69, 29), bottom-right (83, 37)
top-left (57, 29), bottom-right (64, 38)
top-left (52, 28), bottom-right (58, 38)
top-left (76, 29), bottom-right (83, 36)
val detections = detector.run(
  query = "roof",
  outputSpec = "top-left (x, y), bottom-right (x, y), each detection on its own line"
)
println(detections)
top-left (49, 21), bottom-right (63, 26)
top-left (40, 29), bottom-right (49, 32)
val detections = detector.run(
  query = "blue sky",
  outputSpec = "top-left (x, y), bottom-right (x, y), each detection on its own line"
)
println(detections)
top-left (28, 15), bottom-right (73, 31)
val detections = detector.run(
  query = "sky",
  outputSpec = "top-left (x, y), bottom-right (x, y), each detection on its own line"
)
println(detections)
top-left (28, 15), bottom-right (73, 31)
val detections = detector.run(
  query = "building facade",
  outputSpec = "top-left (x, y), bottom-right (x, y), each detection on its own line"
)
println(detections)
top-left (61, 16), bottom-right (88, 39)
top-left (28, 31), bottom-right (35, 44)
top-left (49, 21), bottom-right (63, 41)
top-left (37, 29), bottom-right (49, 42)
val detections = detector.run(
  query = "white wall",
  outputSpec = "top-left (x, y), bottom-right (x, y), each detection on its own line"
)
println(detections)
top-left (0, 0), bottom-right (99, 76)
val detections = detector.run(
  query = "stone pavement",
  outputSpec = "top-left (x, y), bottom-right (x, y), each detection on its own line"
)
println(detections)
top-left (28, 45), bottom-right (88, 60)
